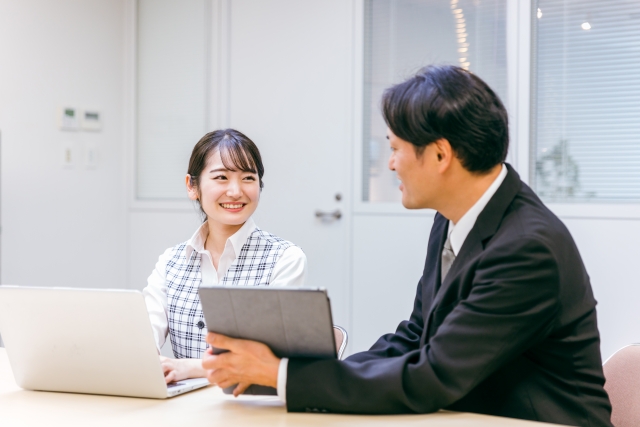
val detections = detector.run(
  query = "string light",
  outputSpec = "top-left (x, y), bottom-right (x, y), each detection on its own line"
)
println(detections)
top-left (451, 0), bottom-right (469, 70)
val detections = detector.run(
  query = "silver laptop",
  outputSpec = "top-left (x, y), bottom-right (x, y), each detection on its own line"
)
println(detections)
top-left (0, 286), bottom-right (209, 398)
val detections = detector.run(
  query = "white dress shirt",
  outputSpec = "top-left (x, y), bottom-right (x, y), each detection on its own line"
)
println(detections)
top-left (447, 164), bottom-right (507, 255)
top-left (276, 164), bottom-right (508, 403)
top-left (143, 217), bottom-right (307, 352)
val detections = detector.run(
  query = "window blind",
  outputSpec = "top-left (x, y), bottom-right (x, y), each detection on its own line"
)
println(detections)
top-left (531, 0), bottom-right (640, 202)
top-left (362, 0), bottom-right (507, 202)
top-left (136, 0), bottom-right (208, 200)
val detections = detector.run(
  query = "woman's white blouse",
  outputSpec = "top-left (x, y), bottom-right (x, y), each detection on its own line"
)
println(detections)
top-left (142, 217), bottom-right (307, 351)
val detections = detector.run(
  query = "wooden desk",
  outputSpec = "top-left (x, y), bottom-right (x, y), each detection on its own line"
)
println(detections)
top-left (0, 349), bottom-right (562, 426)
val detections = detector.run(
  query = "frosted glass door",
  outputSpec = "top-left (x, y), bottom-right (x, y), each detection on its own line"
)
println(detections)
top-left (136, 0), bottom-right (208, 200)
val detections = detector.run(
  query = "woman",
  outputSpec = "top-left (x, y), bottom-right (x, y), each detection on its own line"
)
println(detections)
top-left (143, 129), bottom-right (307, 383)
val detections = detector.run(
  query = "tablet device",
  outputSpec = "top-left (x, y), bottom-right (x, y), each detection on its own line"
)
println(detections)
top-left (198, 286), bottom-right (336, 395)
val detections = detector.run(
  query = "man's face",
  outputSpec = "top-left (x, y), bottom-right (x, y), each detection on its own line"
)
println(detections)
top-left (387, 129), bottom-right (440, 209)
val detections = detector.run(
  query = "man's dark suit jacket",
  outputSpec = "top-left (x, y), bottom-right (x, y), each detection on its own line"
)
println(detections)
top-left (287, 164), bottom-right (613, 426)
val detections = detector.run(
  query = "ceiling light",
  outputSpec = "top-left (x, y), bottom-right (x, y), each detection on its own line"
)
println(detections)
top-left (581, 22), bottom-right (591, 30)
top-left (537, 8), bottom-right (542, 19)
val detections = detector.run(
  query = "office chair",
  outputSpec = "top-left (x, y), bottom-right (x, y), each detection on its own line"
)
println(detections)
top-left (333, 325), bottom-right (348, 360)
top-left (603, 343), bottom-right (640, 427)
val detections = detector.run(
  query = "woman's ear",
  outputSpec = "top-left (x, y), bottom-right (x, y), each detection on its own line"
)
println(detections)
top-left (185, 174), bottom-right (199, 201)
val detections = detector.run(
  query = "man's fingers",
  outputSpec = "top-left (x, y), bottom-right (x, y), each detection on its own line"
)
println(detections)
top-left (205, 332), bottom-right (216, 346)
top-left (165, 370), bottom-right (176, 384)
top-left (203, 336), bottom-right (280, 390)
top-left (206, 369), bottom-right (217, 385)
top-left (202, 351), bottom-right (234, 371)
top-left (233, 382), bottom-right (251, 397)
top-left (216, 378), bottom-right (236, 389)
top-left (203, 347), bottom-right (249, 373)
top-left (205, 334), bottom-right (274, 361)
top-left (207, 369), bottom-right (231, 388)
top-left (202, 351), bottom-right (218, 370)
top-left (206, 333), bottom-right (243, 352)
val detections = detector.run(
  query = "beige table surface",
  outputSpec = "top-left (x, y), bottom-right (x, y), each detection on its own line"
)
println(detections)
top-left (0, 349), bottom-right (565, 426)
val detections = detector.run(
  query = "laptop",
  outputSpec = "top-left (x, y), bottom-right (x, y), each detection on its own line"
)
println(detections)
top-left (0, 286), bottom-right (209, 399)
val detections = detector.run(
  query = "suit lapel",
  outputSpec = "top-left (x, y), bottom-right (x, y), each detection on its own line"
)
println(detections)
top-left (421, 164), bottom-right (523, 344)
top-left (420, 215), bottom-right (448, 346)
top-left (425, 227), bottom-right (483, 329)
top-left (424, 214), bottom-right (448, 302)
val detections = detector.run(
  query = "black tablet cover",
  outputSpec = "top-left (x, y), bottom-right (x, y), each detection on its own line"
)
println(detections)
top-left (198, 286), bottom-right (337, 395)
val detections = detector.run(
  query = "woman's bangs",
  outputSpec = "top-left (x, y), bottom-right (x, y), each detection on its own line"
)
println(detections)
top-left (218, 138), bottom-right (257, 174)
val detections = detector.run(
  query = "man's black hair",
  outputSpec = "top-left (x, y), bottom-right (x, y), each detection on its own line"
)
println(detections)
top-left (382, 65), bottom-right (509, 173)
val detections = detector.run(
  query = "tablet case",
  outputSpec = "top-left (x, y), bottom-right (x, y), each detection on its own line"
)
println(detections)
top-left (198, 286), bottom-right (337, 395)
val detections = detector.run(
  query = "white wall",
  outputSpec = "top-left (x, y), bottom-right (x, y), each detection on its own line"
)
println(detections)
top-left (0, 0), bottom-right (127, 289)
top-left (562, 217), bottom-right (640, 360)
top-left (0, 0), bottom-right (636, 364)
top-left (351, 213), bottom-right (433, 352)
top-left (127, 211), bottom-right (201, 291)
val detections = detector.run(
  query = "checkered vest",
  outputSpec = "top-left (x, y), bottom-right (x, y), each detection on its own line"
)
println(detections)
top-left (166, 228), bottom-right (293, 359)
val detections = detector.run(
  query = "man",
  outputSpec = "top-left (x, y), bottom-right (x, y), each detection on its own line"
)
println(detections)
top-left (202, 65), bottom-right (613, 426)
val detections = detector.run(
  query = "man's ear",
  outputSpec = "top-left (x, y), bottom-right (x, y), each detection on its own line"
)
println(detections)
top-left (185, 174), bottom-right (199, 201)
top-left (433, 138), bottom-right (454, 172)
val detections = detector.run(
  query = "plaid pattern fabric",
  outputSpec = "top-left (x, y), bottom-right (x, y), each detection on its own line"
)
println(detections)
top-left (166, 227), bottom-right (293, 359)
top-left (221, 228), bottom-right (292, 287)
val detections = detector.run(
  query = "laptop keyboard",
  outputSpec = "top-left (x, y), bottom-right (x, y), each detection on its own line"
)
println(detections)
top-left (167, 382), bottom-right (186, 389)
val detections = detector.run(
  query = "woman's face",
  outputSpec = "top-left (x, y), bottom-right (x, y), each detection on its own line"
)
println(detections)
top-left (187, 149), bottom-right (260, 226)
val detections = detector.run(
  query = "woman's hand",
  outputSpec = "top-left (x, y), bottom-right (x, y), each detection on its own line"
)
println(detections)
top-left (202, 333), bottom-right (280, 397)
top-left (160, 356), bottom-right (206, 383)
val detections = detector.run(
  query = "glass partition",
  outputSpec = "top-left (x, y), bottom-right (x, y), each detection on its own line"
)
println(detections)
top-left (531, 0), bottom-right (640, 202)
top-left (362, 0), bottom-right (508, 202)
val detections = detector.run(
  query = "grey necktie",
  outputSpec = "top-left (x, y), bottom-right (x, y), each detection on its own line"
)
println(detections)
top-left (441, 234), bottom-right (456, 282)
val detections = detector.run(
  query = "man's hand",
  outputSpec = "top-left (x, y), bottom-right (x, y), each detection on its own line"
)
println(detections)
top-left (159, 356), bottom-right (206, 384)
top-left (202, 333), bottom-right (281, 397)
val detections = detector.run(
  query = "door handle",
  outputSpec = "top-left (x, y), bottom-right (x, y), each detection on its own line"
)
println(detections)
top-left (315, 209), bottom-right (342, 220)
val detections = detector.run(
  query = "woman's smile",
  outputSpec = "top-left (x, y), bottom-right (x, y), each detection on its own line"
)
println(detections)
top-left (220, 202), bottom-right (246, 212)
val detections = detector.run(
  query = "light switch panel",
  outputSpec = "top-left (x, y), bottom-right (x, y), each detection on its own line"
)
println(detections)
top-left (61, 141), bottom-right (74, 168)
top-left (85, 142), bottom-right (98, 169)
top-left (58, 107), bottom-right (79, 131)
top-left (81, 110), bottom-right (102, 131)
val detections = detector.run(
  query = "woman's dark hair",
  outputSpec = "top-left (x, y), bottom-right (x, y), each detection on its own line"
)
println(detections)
top-left (187, 129), bottom-right (264, 216)
top-left (382, 65), bottom-right (508, 173)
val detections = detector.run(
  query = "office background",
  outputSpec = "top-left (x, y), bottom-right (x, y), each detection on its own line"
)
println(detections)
top-left (0, 0), bottom-right (639, 360)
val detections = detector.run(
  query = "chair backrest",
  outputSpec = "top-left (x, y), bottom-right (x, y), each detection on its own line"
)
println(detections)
top-left (332, 325), bottom-right (348, 360)
top-left (603, 344), bottom-right (640, 427)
